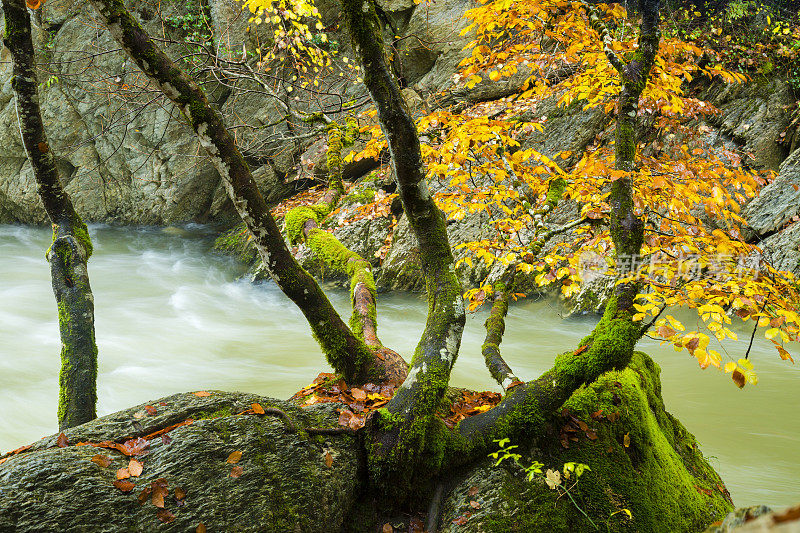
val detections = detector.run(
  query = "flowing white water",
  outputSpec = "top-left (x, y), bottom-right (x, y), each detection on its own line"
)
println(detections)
top-left (1, 225), bottom-right (798, 508)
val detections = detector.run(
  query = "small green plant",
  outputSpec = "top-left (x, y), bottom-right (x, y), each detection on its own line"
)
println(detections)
top-left (490, 439), bottom-right (604, 530)
top-left (40, 75), bottom-right (59, 88)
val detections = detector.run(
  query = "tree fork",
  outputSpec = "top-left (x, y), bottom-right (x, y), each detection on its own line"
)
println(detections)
top-left (435, 0), bottom-right (662, 473)
top-left (88, 0), bottom-right (382, 385)
top-left (2, 0), bottom-right (98, 430)
top-left (341, 0), bottom-right (466, 500)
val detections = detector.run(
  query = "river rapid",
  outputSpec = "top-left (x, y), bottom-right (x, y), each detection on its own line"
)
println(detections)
top-left (1, 224), bottom-right (798, 508)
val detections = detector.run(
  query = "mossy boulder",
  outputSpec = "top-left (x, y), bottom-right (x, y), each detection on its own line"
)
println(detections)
top-left (0, 392), bottom-right (360, 532)
top-left (438, 352), bottom-right (733, 532)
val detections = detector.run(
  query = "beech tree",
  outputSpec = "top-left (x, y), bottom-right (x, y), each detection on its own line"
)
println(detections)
top-left (12, 0), bottom-right (793, 515)
top-left (2, 0), bottom-right (98, 430)
top-left (72, 0), bottom-right (667, 503)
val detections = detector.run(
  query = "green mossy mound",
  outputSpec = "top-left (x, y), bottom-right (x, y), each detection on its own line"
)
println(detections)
top-left (439, 352), bottom-right (733, 532)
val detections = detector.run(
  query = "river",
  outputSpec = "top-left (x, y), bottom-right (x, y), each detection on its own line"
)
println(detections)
top-left (1, 224), bottom-right (798, 508)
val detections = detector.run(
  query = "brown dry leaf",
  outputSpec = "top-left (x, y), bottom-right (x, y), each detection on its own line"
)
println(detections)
top-left (91, 454), bottom-right (112, 468)
top-left (144, 405), bottom-right (157, 416)
top-left (138, 486), bottom-right (153, 505)
top-left (468, 485), bottom-right (479, 496)
top-left (382, 523), bottom-right (393, 533)
top-left (470, 500), bottom-right (481, 509)
top-left (623, 433), bottom-right (630, 448)
top-left (161, 434), bottom-right (173, 445)
top-left (113, 480), bottom-right (136, 492)
top-left (324, 452), bottom-right (333, 468)
top-left (586, 429), bottom-right (598, 440)
top-left (338, 410), bottom-right (353, 427)
top-left (116, 468), bottom-right (131, 480)
top-left (175, 487), bottom-right (187, 501)
top-left (56, 433), bottom-right (68, 448)
top-left (152, 489), bottom-right (166, 508)
top-left (193, 391), bottom-right (211, 397)
top-left (128, 459), bottom-right (143, 477)
top-left (251, 403), bottom-right (265, 414)
top-left (732, 369), bottom-right (746, 389)
top-left (230, 466), bottom-right (244, 478)
top-left (156, 509), bottom-right (175, 524)
top-left (348, 414), bottom-right (365, 431)
top-left (577, 419), bottom-right (589, 431)
top-left (121, 437), bottom-right (150, 457)
top-left (196, 524), bottom-right (207, 533)
top-left (227, 450), bottom-right (243, 464)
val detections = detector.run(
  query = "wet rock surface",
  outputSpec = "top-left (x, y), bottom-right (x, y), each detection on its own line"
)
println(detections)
top-left (0, 392), bottom-right (359, 532)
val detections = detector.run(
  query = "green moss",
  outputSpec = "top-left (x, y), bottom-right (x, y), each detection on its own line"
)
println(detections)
top-left (195, 406), bottom-right (235, 420)
top-left (213, 223), bottom-right (258, 265)
top-left (477, 352), bottom-right (731, 533)
top-left (343, 187), bottom-right (376, 205)
top-left (285, 204), bottom-right (334, 245)
top-left (545, 177), bottom-right (566, 208)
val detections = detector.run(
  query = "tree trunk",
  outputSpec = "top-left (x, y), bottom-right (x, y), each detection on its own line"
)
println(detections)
top-left (87, 0), bottom-right (386, 386)
top-left (2, 0), bottom-right (98, 430)
top-left (340, 0), bottom-right (467, 499)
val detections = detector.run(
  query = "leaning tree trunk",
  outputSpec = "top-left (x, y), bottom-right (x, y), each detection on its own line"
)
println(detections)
top-left (2, 0), bottom-right (98, 430)
top-left (85, 0), bottom-right (402, 386)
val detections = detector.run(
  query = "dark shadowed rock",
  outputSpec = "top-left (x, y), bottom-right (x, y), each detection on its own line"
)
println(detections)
top-left (0, 392), bottom-right (360, 532)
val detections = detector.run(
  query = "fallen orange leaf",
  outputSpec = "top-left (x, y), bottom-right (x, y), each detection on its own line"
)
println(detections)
top-left (251, 403), bottom-right (265, 415)
top-left (91, 454), bottom-right (112, 468)
top-left (116, 468), bottom-right (131, 480)
top-left (226, 450), bottom-right (243, 464)
top-left (113, 480), bottom-right (135, 492)
top-left (324, 451), bottom-right (333, 468)
top-left (193, 391), bottom-right (211, 397)
top-left (56, 433), bottom-right (68, 448)
top-left (128, 459), bottom-right (143, 477)
top-left (230, 466), bottom-right (244, 478)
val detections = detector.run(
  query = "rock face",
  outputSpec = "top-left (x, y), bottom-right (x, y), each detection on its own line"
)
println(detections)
top-left (437, 352), bottom-right (733, 532)
top-left (0, 392), bottom-right (360, 532)
top-left (739, 148), bottom-right (800, 277)
top-left (744, 149), bottom-right (800, 239)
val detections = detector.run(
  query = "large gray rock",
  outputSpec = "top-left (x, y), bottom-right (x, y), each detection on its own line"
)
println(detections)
top-left (743, 148), bottom-right (800, 238)
top-left (397, 0), bottom-right (475, 86)
top-left (705, 79), bottom-right (792, 171)
top-left (0, 391), bottom-right (359, 532)
top-left (759, 221), bottom-right (800, 276)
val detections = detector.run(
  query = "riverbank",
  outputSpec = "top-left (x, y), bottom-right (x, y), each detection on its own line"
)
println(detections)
top-left (1, 224), bottom-right (799, 509)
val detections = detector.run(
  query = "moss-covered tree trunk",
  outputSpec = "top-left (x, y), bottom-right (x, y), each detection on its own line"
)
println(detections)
top-left (340, 0), bottom-right (468, 500)
top-left (86, 0), bottom-right (394, 386)
top-left (2, 0), bottom-right (98, 430)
